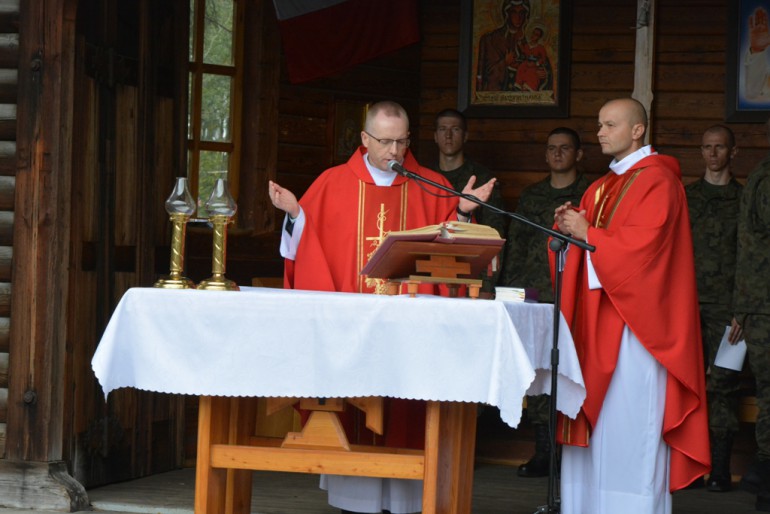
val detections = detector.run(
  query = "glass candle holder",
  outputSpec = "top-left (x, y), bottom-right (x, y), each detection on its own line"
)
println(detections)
top-left (197, 178), bottom-right (239, 291)
top-left (155, 177), bottom-right (196, 289)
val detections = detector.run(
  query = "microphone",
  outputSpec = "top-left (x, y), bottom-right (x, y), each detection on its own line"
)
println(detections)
top-left (387, 160), bottom-right (408, 176)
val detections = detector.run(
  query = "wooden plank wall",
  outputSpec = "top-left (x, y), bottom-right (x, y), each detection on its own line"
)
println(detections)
top-left (268, 0), bottom-right (770, 220)
top-left (654, 0), bottom-right (767, 181)
top-left (64, 0), bottom-right (187, 487)
top-left (244, 0), bottom-right (770, 281)
top-left (272, 51), bottom-right (423, 203)
top-left (0, 0), bottom-right (18, 459)
top-left (415, 0), bottom-right (768, 216)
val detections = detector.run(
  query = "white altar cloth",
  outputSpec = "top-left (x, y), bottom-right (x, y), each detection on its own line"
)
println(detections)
top-left (92, 287), bottom-right (584, 428)
top-left (502, 301), bottom-right (585, 418)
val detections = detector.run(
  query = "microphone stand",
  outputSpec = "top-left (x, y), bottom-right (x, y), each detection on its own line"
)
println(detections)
top-left (389, 162), bottom-right (593, 514)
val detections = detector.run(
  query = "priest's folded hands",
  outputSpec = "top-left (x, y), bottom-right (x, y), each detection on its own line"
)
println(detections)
top-left (554, 201), bottom-right (589, 240)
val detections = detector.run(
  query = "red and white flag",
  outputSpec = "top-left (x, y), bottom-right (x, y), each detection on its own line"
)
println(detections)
top-left (272, 0), bottom-right (420, 84)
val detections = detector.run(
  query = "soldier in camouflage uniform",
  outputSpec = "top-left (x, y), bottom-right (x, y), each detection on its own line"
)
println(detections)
top-left (685, 124), bottom-right (744, 492)
top-left (432, 109), bottom-right (507, 294)
top-left (734, 118), bottom-right (770, 511)
top-left (499, 127), bottom-right (591, 477)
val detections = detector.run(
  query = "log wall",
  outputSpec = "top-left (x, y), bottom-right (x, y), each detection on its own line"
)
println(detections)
top-left (0, 0), bottom-right (19, 459)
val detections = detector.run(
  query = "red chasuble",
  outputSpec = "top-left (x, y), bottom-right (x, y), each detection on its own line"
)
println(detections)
top-left (552, 153), bottom-right (710, 491)
top-left (285, 147), bottom-right (458, 294)
top-left (284, 147), bottom-right (459, 448)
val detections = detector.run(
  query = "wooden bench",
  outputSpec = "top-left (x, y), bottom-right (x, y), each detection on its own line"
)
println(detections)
top-left (740, 395), bottom-right (758, 423)
top-left (737, 368), bottom-right (757, 423)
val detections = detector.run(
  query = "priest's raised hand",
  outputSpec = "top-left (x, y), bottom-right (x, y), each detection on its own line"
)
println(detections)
top-left (268, 180), bottom-right (299, 219)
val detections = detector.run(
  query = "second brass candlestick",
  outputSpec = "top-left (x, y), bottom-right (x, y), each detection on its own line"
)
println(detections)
top-left (197, 214), bottom-right (239, 291)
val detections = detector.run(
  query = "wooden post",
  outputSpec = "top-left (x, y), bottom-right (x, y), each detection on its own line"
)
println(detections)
top-left (1, 0), bottom-right (89, 509)
top-left (632, 0), bottom-right (656, 143)
top-left (10, 0), bottom-right (72, 462)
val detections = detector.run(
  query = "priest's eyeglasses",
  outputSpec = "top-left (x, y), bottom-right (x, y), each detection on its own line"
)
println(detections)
top-left (364, 131), bottom-right (411, 148)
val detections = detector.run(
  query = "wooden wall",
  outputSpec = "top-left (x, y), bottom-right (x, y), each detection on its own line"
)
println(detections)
top-left (261, 0), bottom-right (769, 234)
top-left (64, 0), bottom-right (188, 487)
top-left (0, 0), bottom-right (18, 460)
top-left (414, 0), bottom-right (768, 218)
top-left (206, 0), bottom-right (770, 295)
top-left (653, 0), bottom-right (767, 180)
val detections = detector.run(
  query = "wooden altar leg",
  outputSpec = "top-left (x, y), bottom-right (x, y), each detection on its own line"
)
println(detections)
top-left (226, 398), bottom-right (257, 514)
top-left (195, 396), bottom-right (256, 514)
top-left (195, 396), bottom-right (229, 514)
top-left (422, 401), bottom-right (478, 514)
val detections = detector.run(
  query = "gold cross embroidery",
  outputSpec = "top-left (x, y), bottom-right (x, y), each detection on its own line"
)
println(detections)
top-left (365, 203), bottom-right (389, 294)
top-left (365, 203), bottom-right (389, 259)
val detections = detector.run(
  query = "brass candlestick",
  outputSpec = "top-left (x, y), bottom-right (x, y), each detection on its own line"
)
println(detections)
top-left (155, 177), bottom-right (196, 289)
top-left (198, 178), bottom-right (239, 291)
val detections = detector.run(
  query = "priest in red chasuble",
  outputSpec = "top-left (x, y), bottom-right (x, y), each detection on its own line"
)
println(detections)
top-left (268, 100), bottom-right (495, 514)
top-left (552, 97), bottom-right (710, 514)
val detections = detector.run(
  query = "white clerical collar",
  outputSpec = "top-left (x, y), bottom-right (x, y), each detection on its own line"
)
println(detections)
top-left (363, 152), bottom-right (397, 186)
top-left (609, 145), bottom-right (656, 175)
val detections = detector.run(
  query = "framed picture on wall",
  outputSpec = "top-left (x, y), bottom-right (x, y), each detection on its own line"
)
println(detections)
top-left (726, 0), bottom-right (770, 122)
top-left (458, 0), bottom-right (571, 118)
top-left (331, 100), bottom-right (370, 164)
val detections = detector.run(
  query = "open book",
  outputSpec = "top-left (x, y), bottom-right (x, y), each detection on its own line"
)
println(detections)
top-left (360, 221), bottom-right (504, 280)
top-left (383, 221), bottom-right (502, 242)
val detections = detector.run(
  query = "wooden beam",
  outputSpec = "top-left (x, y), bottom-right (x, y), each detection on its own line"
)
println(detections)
top-left (9, 0), bottom-right (75, 462)
top-left (632, 0), bottom-right (656, 143)
top-left (6, 0), bottom-right (89, 507)
top-left (238, 0), bottom-right (280, 234)
top-left (210, 443), bottom-right (425, 479)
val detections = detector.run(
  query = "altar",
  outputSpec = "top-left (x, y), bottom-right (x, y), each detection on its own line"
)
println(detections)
top-left (92, 287), bottom-right (584, 514)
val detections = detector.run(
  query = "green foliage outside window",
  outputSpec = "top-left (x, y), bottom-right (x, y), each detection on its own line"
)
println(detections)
top-left (189, 0), bottom-right (237, 218)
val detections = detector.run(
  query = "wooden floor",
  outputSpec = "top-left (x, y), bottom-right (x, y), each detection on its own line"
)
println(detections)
top-left (3, 409), bottom-right (762, 514)
top-left (77, 463), bottom-right (762, 514)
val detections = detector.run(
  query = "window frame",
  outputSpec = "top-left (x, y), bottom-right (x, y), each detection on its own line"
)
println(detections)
top-left (188, 0), bottom-right (244, 218)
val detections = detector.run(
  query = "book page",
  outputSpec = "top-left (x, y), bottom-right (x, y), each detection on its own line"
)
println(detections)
top-left (385, 221), bottom-right (501, 240)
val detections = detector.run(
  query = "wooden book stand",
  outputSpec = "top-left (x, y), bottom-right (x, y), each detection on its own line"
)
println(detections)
top-left (361, 222), bottom-right (504, 299)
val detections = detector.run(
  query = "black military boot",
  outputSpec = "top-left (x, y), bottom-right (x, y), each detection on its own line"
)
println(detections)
top-left (742, 458), bottom-right (770, 493)
top-left (706, 432), bottom-right (733, 492)
top-left (754, 460), bottom-right (770, 512)
top-left (758, 491), bottom-right (770, 512)
top-left (517, 423), bottom-right (551, 478)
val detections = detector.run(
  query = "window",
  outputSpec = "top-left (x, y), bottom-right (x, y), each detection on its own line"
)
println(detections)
top-left (188, 0), bottom-right (243, 218)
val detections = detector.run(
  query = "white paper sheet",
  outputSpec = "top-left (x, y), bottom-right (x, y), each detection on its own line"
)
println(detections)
top-left (713, 325), bottom-right (747, 371)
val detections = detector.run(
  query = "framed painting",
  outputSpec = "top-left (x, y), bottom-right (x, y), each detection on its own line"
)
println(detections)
top-left (458, 0), bottom-right (571, 118)
top-left (331, 99), bottom-right (370, 164)
top-left (726, 0), bottom-right (770, 122)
